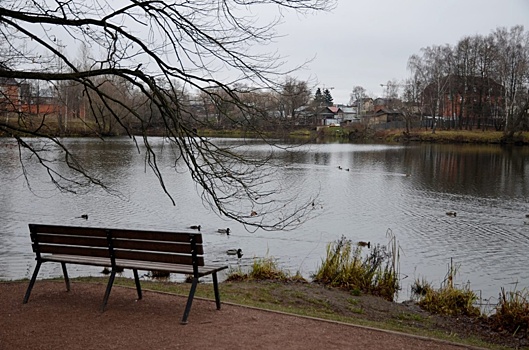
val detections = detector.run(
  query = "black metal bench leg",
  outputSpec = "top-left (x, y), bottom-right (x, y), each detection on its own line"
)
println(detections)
top-left (23, 260), bottom-right (42, 304)
top-left (212, 272), bottom-right (221, 310)
top-left (61, 262), bottom-right (70, 292)
top-left (133, 269), bottom-right (142, 300)
top-left (181, 277), bottom-right (198, 325)
top-left (101, 270), bottom-right (116, 312)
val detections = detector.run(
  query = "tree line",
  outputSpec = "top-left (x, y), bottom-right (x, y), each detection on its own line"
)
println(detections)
top-left (404, 25), bottom-right (529, 136)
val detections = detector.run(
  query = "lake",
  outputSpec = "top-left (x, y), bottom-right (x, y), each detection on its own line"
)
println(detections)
top-left (1, 137), bottom-right (529, 304)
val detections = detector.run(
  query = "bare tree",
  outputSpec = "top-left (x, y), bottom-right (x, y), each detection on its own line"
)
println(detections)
top-left (408, 45), bottom-right (453, 133)
top-left (408, 26), bottom-right (529, 135)
top-left (349, 86), bottom-right (366, 108)
top-left (0, 0), bottom-right (335, 230)
top-left (492, 25), bottom-right (529, 137)
top-left (278, 77), bottom-right (312, 127)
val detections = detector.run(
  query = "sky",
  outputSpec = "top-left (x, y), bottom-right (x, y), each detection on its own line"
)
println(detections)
top-left (268, 0), bottom-right (529, 105)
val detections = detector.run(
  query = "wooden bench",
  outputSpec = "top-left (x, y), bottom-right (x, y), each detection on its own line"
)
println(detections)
top-left (23, 223), bottom-right (228, 324)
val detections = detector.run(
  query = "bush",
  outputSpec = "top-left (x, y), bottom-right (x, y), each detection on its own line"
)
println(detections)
top-left (411, 261), bottom-right (480, 317)
top-left (490, 287), bottom-right (529, 335)
top-left (313, 229), bottom-right (400, 301)
top-left (226, 256), bottom-right (306, 282)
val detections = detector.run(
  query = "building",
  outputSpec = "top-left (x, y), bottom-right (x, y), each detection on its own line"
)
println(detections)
top-left (422, 75), bottom-right (504, 128)
top-left (0, 67), bottom-right (21, 113)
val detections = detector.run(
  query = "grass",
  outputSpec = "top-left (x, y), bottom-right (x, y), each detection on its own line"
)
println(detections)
top-left (375, 129), bottom-right (529, 144)
top-left (313, 229), bottom-right (400, 301)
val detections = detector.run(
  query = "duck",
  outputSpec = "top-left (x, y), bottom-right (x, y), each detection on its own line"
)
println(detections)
top-left (101, 266), bottom-right (124, 274)
top-left (446, 211), bottom-right (457, 217)
top-left (227, 248), bottom-right (243, 259)
top-left (357, 241), bottom-right (371, 249)
top-left (218, 228), bottom-right (230, 235)
top-left (79, 214), bottom-right (88, 220)
top-left (338, 166), bottom-right (342, 170)
top-left (189, 225), bottom-right (201, 231)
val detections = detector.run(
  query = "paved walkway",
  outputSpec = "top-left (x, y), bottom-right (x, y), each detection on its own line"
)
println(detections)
top-left (1, 281), bottom-right (484, 349)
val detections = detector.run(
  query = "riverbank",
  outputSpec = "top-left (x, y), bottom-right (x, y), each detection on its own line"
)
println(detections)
top-left (3, 114), bottom-right (528, 146)
top-left (1, 278), bottom-right (514, 349)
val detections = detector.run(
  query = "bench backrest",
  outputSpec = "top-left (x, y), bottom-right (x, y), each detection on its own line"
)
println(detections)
top-left (29, 224), bottom-right (205, 266)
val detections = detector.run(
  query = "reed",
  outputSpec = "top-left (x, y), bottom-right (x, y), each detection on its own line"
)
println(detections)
top-left (411, 260), bottom-right (480, 317)
top-left (491, 287), bottom-right (529, 335)
top-left (313, 230), bottom-right (400, 301)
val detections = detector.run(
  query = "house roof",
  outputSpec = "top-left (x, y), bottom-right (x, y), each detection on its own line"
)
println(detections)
top-left (375, 108), bottom-right (403, 116)
top-left (340, 107), bottom-right (356, 114)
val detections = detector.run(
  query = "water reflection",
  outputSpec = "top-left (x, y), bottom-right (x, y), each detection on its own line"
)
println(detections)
top-left (1, 138), bottom-right (528, 303)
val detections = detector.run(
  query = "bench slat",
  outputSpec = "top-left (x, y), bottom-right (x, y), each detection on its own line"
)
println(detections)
top-left (42, 254), bottom-right (111, 266)
top-left (33, 234), bottom-right (109, 248)
top-left (112, 239), bottom-right (204, 255)
top-left (43, 255), bottom-right (226, 276)
top-left (113, 250), bottom-right (203, 266)
top-left (29, 224), bottom-right (107, 237)
top-left (113, 260), bottom-right (227, 276)
top-left (111, 229), bottom-right (203, 243)
top-left (36, 244), bottom-right (111, 258)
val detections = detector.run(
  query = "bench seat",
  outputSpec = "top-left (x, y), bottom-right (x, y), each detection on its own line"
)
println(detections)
top-left (43, 254), bottom-right (228, 276)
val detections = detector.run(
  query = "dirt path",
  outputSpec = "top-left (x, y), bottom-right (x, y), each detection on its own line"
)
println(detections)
top-left (1, 281), bottom-right (483, 350)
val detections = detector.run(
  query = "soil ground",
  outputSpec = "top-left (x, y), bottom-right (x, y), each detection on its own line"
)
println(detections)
top-left (1, 280), bottom-right (527, 349)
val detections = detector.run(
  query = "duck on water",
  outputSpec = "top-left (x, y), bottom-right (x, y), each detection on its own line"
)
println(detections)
top-left (218, 228), bottom-right (230, 235)
top-left (227, 248), bottom-right (243, 259)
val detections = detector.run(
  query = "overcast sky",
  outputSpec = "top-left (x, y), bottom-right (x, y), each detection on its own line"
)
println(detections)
top-left (270, 0), bottom-right (529, 105)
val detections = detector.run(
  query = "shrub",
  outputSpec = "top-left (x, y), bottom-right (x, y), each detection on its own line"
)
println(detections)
top-left (411, 260), bottom-right (480, 317)
top-left (313, 229), bottom-right (400, 301)
top-left (226, 255), bottom-right (305, 282)
top-left (249, 256), bottom-right (288, 281)
top-left (490, 287), bottom-right (529, 335)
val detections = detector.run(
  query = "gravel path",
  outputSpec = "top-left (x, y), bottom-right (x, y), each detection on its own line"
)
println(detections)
top-left (1, 281), bottom-right (484, 350)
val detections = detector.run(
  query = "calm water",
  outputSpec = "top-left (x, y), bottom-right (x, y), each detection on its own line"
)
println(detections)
top-left (1, 137), bottom-right (529, 304)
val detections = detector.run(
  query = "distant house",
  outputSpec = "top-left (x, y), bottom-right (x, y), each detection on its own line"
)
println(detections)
top-left (0, 67), bottom-right (21, 113)
top-left (373, 98), bottom-right (402, 111)
top-left (373, 108), bottom-right (403, 123)
top-left (422, 75), bottom-right (504, 128)
top-left (339, 106), bottom-right (360, 124)
top-left (318, 106), bottom-right (343, 126)
top-left (0, 65), bottom-right (84, 119)
top-left (352, 98), bottom-right (374, 114)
